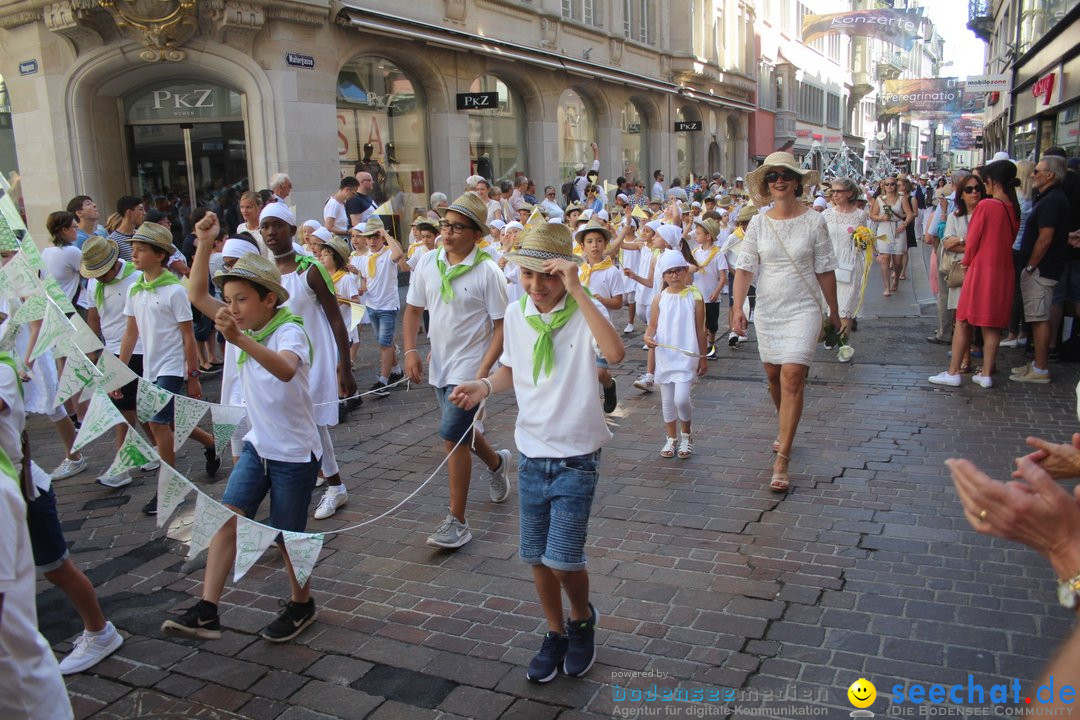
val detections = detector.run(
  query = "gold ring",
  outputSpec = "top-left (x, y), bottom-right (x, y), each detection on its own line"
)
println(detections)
top-left (978, 509), bottom-right (988, 522)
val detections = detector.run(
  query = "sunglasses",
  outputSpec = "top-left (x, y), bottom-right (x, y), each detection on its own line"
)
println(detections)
top-left (764, 169), bottom-right (799, 184)
top-left (963, 185), bottom-right (983, 194)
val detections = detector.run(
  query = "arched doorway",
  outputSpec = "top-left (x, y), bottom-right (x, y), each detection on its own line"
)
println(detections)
top-left (620, 101), bottom-right (648, 183)
top-left (557, 89), bottom-right (595, 182)
top-left (708, 142), bottom-right (721, 178)
top-left (466, 74), bottom-right (526, 184)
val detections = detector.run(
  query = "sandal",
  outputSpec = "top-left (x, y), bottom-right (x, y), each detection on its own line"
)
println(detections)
top-left (771, 438), bottom-right (780, 453)
top-left (770, 452), bottom-right (790, 493)
top-left (660, 437), bottom-right (676, 458)
top-left (677, 433), bottom-right (693, 459)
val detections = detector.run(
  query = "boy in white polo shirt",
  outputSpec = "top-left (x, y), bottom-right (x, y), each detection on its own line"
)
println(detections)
top-left (449, 223), bottom-right (624, 684)
top-left (357, 215), bottom-right (405, 396)
top-left (402, 193), bottom-right (511, 549)
top-left (118, 222), bottom-right (220, 515)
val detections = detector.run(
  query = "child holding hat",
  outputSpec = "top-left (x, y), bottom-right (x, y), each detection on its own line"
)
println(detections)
top-left (356, 215), bottom-right (406, 395)
top-left (448, 222), bottom-right (624, 684)
top-left (576, 218), bottom-right (624, 413)
top-left (163, 221), bottom-right (323, 643)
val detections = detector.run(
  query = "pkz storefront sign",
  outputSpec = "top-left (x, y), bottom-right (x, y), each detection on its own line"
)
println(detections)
top-left (124, 81), bottom-right (243, 123)
top-left (675, 120), bottom-right (702, 132)
top-left (457, 92), bottom-right (498, 110)
top-left (286, 53), bottom-right (315, 69)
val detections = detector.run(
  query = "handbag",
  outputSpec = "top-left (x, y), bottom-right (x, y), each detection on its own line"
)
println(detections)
top-left (939, 250), bottom-right (966, 288)
top-left (834, 261), bottom-right (854, 285)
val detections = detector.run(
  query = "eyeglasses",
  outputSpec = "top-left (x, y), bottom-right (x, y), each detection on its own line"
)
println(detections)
top-left (440, 222), bottom-right (474, 234)
top-left (764, 169), bottom-right (799, 184)
top-left (546, 191), bottom-right (556, 196)
top-left (882, 182), bottom-right (896, 187)
top-left (662, 267), bottom-right (686, 275)
top-left (963, 185), bottom-right (983, 194)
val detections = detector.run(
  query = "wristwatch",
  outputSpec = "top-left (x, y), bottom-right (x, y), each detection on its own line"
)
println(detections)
top-left (1058, 572), bottom-right (1080, 610)
top-left (1025, 265), bottom-right (1036, 274)
top-left (186, 369), bottom-right (201, 380)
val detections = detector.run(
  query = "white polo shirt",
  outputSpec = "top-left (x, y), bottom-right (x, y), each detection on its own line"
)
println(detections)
top-left (406, 246), bottom-right (507, 387)
top-left (581, 265), bottom-right (627, 321)
top-left (85, 260), bottom-right (144, 355)
top-left (240, 322), bottom-right (321, 463)
top-left (323, 196), bottom-right (348, 234)
top-left (123, 281), bottom-right (192, 380)
top-left (691, 245), bottom-right (729, 301)
top-left (500, 294), bottom-right (613, 458)
top-left (359, 247), bottom-right (400, 310)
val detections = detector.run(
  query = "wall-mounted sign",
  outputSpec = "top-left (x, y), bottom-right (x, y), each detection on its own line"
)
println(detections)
top-left (965, 74), bottom-right (1009, 93)
top-left (456, 92), bottom-right (498, 110)
top-left (18, 60), bottom-right (38, 76)
top-left (1032, 73), bottom-right (1056, 107)
top-left (286, 53), bottom-right (315, 69)
top-left (124, 81), bottom-right (243, 123)
top-left (675, 121), bottom-right (702, 132)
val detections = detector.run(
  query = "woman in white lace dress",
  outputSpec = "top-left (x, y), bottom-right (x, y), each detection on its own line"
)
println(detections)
top-left (732, 152), bottom-right (839, 494)
top-left (822, 177), bottom-right (870, 336)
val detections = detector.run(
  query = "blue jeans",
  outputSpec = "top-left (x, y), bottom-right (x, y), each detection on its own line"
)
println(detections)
top-left (221, 442), bottom-right (321, 533)
top-left (518, 450), bottom-right (600, 571)
top-left (367, 307), bottom-right (397, 348)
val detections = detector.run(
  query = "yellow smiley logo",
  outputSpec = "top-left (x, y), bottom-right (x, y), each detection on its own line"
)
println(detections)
top-left (848, 678), bottom-right (876, 709)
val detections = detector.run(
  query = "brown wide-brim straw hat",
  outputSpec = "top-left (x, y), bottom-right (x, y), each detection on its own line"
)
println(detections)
top-left (574, 217), bottom-right (611, 242)
top-left (446, 192), bottom-right (489, 237)
top-left (736, 204), bottom-right (759, 224)
top-left (131, 221), bottom-right (177, 255)
top-left (313, 233), bottom-right (352, 265)
top-left (716, 195), bottom-right (734, 209)
top-left (79, 235), bottom-right (121, 278)
top-left (504, 223), bottom-right (583, 273)
top-left (692, 218), bottom-right (721, 242)
top-left (745, 152), bottom-right (820, 207)
top-left (358, 214), bottom-right (385, 237)
top-left (213, 253), bottom-right (290, 306)
top-left (412, 217), bottom-right (440, 233)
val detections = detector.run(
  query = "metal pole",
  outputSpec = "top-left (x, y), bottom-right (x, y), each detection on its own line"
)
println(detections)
top-left (181, 124), bottom-right (196, 211)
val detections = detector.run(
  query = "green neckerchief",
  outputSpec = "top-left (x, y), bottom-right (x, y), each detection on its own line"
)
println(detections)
top-left (129, 270), bottom-right (181, 296)
top-left (237, 307), bottom-right (310, 368)
top-left (0, 351), bottom-right (22, 398)
top-left (519, 288), bottom-right (592, 384)
top-left (295, 254), bottom-right (335, 294)
top-left (95, 262), bottom-right (136, 308)
top-left (436, 248), bottom-right (492, 304)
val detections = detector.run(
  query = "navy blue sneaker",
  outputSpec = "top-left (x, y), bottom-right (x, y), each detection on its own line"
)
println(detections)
top-left (526, 631), bottom-right (569, 683)
top-left (563, 603), bottom-right (598, 677)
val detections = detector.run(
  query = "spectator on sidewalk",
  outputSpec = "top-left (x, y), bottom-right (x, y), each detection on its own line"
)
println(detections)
top-left (323, 176), bottom-right (359, 236)
top-left (67, 196), bottom-right (106, 249)
top-left (269, 173), bottom-right (292, 204)
top-left (108, 196), bottom-right (146, 261)
top-left (347, 172), bottom-right (377, 227)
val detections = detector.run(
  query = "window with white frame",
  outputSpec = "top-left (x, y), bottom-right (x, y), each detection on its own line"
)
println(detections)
top-left (623, 0), bottom-right (653, 43)
top-left (562, 0), bottom-right (601, 26)
top-left (759, 62), bottom-right (776, 111)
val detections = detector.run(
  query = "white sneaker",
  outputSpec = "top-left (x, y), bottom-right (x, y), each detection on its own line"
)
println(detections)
top-left (140, 459), bottom-right (160, 473)
top-left (426, 513), bottom-right (472, 549)
top-left (58, 621), bottom-right (123, 675)
top-left (313, 488), bottom-right (347, 519)
top-left (928, 371), bottom-right (962, 387)
top-left (96, 471), bottom-right (132, 489)
top-left (972, 374), bottom-right (993, 388)
top-left (51, 456), bottom-right (87, 481)
top-left (488, 449), bottom-right (512, 503)
top-left (623, 323), bottom-right (634, 335)
top-left (632, 374), bottom-right (654, 392)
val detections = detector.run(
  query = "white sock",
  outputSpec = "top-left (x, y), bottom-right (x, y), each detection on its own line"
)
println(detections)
top-left (1032, 365), bottom-right (1048, 375)
top-left (379, 375), bottom-right (388, 384)
top-left (329, 484), bottom-right (347, 495)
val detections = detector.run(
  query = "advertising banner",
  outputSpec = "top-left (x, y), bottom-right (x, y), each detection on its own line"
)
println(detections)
top-left (881, 78), bottom-right (982, 117)
top-left (802, 8), bottom-right (924, 50)
top-left (950, 116), bottom-right (984, 150)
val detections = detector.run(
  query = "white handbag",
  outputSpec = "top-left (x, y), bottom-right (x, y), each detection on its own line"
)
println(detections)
top-left (834, 261), bottom-right (854, 285)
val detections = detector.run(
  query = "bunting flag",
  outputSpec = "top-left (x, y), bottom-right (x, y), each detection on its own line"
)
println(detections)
top-left (631, 205), bottom-right (651, 220)
top-left (348, 303), bottom-right (366, 331)
top-left (136, 379), bottom-right (173, 423)
top-left (42, 276), bottom-right (77, 316)
top-left (156, 464), bottom-right (193, 527)
top-left (603, 179), bottom-right (618, 196)
top-left (0, 316), bottom-right (16, 353)
top-left (3, 254), bottom-right (42, 296)
top-left (188, 492), bottom-right (234, 559)
top-left (73, 389), bottom-right (127, 451)
top-left (525, 207), bottom-right (544, 229)
top-left (173, 395), bottom-right (209, 447)
top-left (18, 236), bottom-right (44, 271)
top-left (29, 303), bottom-right (72, 362)
top-left (102, 429), bottom-right (158, 479)
top-left (12, 295), bottom-right (46, 323)
top-left (0, 262), bottom-right (14, 299)
top-left (95, 350), bottom-right (139, 394)
top-left (67, 312), bottom-right (105, 354)
top-left (53, 348), bottom-right (101, 407)
top-left (283, 531), bottom-right (324, 588)
top-left (210, 403), bottom-right (246, 457)
top-left (0, 186), bottom-right (25, 232)
top-left (233, 517), bottom-right (280, 582)
top-left (372, 199), bottom-right (393, 217)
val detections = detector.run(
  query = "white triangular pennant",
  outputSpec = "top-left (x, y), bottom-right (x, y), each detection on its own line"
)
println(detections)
top-left (72, 389), bottom-right (126, 451)
top-left (233, 516), bottom-right (279, 582)
top-left (18, 236), bottom-right (44, 271)
top-left (156, 464), bottom-right (194, 527)
top-left (4, 254), bottom-right (41, 297)
top-left (135, 379), bottom-right (172, 423)
top-left (210, 403), bottom-right (245, 457)
top-left (12, 295), bottom-right (46, 323)
top-left (68, 312), bottom-right (104, 354)
top-left (94, 350), bottom-right (139, 394)
top-left (0, 186), bottom-right (26, 232)
top-left (53, 349), bottom-right (101, 407)
top-left (42, 276), bottom-right (75, 315)
top-left (0, 263), bottom-right (15, 299)
top-left (103, 428), bottom-right (158, 478)
top-left (29, 303), bottom-right (72, 361)
top-left (348, 303), bottom-right (366, 330)
top-left (188, 492), bottom-right (234, 559)
top-left (283, 531), bottom-right (324, 588)
top-left (173, 395), bottom-right (209, 447)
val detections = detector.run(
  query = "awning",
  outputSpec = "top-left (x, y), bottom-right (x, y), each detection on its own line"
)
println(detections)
top-left (335, 4), bottom-right (756, 114)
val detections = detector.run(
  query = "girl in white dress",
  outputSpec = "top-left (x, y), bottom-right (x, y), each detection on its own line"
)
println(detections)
top-left (645, 249), bottom-right (707, 460)
top-left (821, 177), bottom-right (871, 335)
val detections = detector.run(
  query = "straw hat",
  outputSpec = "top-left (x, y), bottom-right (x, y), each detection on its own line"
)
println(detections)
top-left (0, 215), bottom-right (19, 252)
top-left (574, 217), bottom-right (612, 242)
top-left (131, 221), bottom-right (176, 255)
top-left (213, 253), bottom-right (290, 305)
top-left (412, 217), bottom-right (440, 233)
top-left (446, 193), bottom-right (489, 236)
top-left (745, 152), bottom-right (820, 207)
top-left (692, 218), bottom-right (721, 242)
top-left (79, 235), bottom-right (121, 278)
top-left (716, 195), bottom-right (734, 209)
top-left (357, 215), bottom-right (384, 237)
top-left (735, 204), bottom-right (758, 224)
top-left (564, 202), bottom-right (583, 213)
top-left (504, 223), bottom-right (583, 273)
top-left (312, 231), bottom-right (351, 265)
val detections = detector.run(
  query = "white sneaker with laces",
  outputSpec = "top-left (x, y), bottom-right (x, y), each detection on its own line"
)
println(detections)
top-left (928, 371), bottom-right (962, 387)
top-left (489, 449), bottom-right (512, 503)
top-left (51, 456), bottom-right (87, 481)
top-left (313, 488), bottom-right (347, 519)
top-left (426, 513), bottom-right (472, 549)
top-left (58, 621), bottom-right (123, 675)
top-left (632, 374), bottom-right (654, 392)
top-left (972, 374), bottom-right (993, 388)
top-left (96, 471), bottom-right (132, 489)
top-left (623, 323), bottom-right (634, 335)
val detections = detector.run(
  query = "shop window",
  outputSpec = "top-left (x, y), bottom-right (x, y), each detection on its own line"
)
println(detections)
top-left (621, 101), bottom-right (648, 182)
top-left (0, 76), bottom-right (18, 184)
top-left (1055, 105), bottom-right (1079, 157)
top-left (467, 75), bottom-right (525, 185)
top-left (557, 89), bottom-right (595, 182)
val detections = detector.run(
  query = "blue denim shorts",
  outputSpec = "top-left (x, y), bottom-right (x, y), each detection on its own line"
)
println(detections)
top-left (26, 486), bottom-right (69, 572)
top-left (149, 374), bottom-right (185, 424)
top-left (434, 385), bottom-right (479, 444)
top-left (518, 450), bottom-right (600, 571)
top-left (221, 442), bottom-right (321, 533)
top-left (367, 306), bottom-right (397, 347)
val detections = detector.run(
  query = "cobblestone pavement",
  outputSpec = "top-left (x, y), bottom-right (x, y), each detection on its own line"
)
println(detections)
top-left (30, 256), bottom-right (1080, 720)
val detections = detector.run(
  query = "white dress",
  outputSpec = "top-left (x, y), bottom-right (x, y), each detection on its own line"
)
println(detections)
top-left (281, 267), bottom-right (338, 427)
top-left (874, 196), bottom-right (905, 255)
top-left (0, 298), bottom-right (59, 416)
top-left (654, 287), bottom-right (702, 384)
top-left (735, 211), bottom-right (837, 367)
top-left (822, 207), bottom-right (870, 319)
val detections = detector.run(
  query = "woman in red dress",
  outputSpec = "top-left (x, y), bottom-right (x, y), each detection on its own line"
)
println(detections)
top-left (928, 159), bottom-right (1020, 389)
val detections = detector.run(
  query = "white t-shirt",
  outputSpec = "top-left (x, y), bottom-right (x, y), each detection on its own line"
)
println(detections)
top-left (41, 245), bottom-right (82, 301)
top-left (500, 294), bottom-right (613, 458)
top-left (691, 245), bottom-right (729, 301)
top-left (580, 264), bottom-right (626, 321)
top-left (0, 366), bottom-right (51, 493)
top-left (240, 322), bottom-right (321, 463)
top-left (85, 261), bottom-right (144, 355)
top-left (333, 272), bottom-right (360, 334)
top-left (406, 247), bottom-right (508, 387)
top-left (123, 281), bottom-right (192, 380)
top-left (0, 479), bottom-right (74, 720)
top-left (323, 197), bottom-right (348, 234)
top-left (359, 247), bottom-right (400, 310)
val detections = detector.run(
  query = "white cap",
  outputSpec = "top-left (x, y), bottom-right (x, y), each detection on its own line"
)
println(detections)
top-left (616, 193), bottom-right (629, 203)
top-left (656, 248), bottom-right (689, 276)
top-left (735, 176), bottom-right (744, 182)
top-left (596, 209), bottom-right (610, 221)
top-left (260, 203), bottom-right (296, 227)
top-left (222, 237), bottom-right (260, 260)
top-left (490, 219), bottom-right (506, 231)
top-left (581, 209), bottom-right (594, 220)
top-left (645, 220), bottom-right (664, 233)
top-left (691, 201), bottom-right (702, 208)
top-left (657, 224), bottom-right (683, 250)
top-left (302, 219), bottom-right (322, 231)
top-left (311, 227), bottom-right (332, 244)
top-left (504, 221), bottom-right (524, 232)
top-left (813, 197), bottom-right (828, 209)
top-left (547, 218), bottom-right (564, 224)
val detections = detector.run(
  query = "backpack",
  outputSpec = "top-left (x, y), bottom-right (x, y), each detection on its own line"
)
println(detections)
top-left (561, 180), bottom-right (576, 206)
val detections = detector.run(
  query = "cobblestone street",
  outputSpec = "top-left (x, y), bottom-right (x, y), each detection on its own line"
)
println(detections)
top-left (32, 258), bottom-right (1080, 720)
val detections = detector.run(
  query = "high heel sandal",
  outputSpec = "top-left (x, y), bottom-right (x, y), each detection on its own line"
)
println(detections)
top-left (770, 452), bottom-right (790, 493)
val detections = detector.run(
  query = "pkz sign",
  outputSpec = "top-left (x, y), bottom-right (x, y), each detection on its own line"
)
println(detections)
top-left (675, 120), bottom-right (702, 132)
top-left (457, 92), bottom-right (499, 110)
top-left (124, 82), bottom-right (243, 123)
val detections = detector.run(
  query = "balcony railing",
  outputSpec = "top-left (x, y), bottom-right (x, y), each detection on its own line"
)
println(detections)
top-left (967, 0), bottom-right (993, 42)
